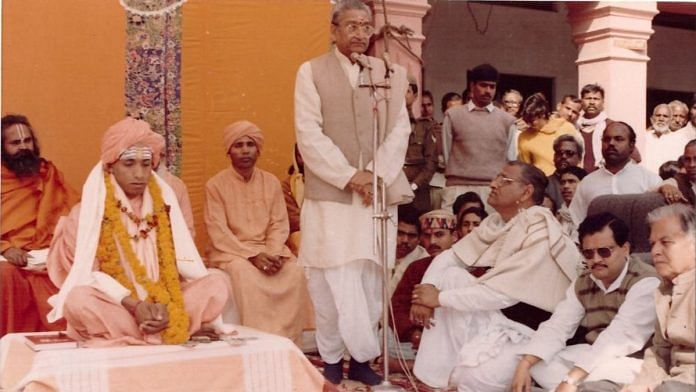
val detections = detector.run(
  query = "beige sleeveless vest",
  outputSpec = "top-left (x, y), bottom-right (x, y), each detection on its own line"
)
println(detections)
top-left (306, 51), bottom-right (412, 205)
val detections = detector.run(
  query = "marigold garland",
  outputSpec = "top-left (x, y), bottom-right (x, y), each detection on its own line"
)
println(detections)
top-left (97, 172), bottom-right (189, 344)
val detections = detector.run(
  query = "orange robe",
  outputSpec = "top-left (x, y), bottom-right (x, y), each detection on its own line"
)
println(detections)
top-left (205, 167), bottom-right (313, 345)
top-left (0, 161), bottom-right (79, 336)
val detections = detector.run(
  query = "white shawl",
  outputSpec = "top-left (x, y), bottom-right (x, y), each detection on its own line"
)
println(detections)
top-left (450, 206), bottom-right (581, 312)
top-left (577, 111), bottom-right (608, 166)
top-left (48, 163), bottom-right (226, 332)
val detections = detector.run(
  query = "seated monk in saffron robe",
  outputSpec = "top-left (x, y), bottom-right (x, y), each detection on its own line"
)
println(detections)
top-left (1, 114), bottom-right (79, 337)
top-left (205, 120), bottom-right (313, 346)
top-left (46, 118), bottom-right (230, 346)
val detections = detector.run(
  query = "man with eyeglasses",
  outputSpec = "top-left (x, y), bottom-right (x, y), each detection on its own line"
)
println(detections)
top-left (511, 212), bottom-right (659, 392)
top-left (293, 0), bottom-right (412, 385)
top-left (569, 121), bottom-right (661, 226)
top-left (546, 134), bottom-right (583, 209)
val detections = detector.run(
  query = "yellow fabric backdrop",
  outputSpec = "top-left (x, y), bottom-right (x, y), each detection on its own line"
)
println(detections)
top-left (181, 0), bottom-right (330, 248)
top-left (2, 0), bottom-right (126, 192)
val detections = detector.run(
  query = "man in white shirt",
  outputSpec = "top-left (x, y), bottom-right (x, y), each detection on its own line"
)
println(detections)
top-left (643, 104), bottom-right (671, 172)
top-left (658, 95), bottom-right (696, 161)
top-left (570, 121), bottom-right (661, 226)
top-left (293, 0), bottom-right (412, 385)
top-left (511, 213), bottom-right (660, 392)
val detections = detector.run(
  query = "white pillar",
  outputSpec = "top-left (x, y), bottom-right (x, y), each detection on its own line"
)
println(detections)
top-left (566, 2), bottom-right (658, 153)
top-left (370, 0), bottom-right (430, 118)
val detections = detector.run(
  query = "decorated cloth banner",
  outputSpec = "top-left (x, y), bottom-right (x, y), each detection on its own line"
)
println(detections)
top-left (123, 0), bottom-right (186, 174)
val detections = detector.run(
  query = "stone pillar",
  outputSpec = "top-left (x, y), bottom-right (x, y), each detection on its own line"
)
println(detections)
top-left (566, 2), bottom-right (658, 153)
top-left (369, 0), bottom-right (430, 118)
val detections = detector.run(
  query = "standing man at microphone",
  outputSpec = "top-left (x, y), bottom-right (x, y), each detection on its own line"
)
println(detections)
top-left (294, 0), bottom-right (412, 386)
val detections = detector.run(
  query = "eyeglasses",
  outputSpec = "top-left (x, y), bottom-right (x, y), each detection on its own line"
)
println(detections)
top-left (503, 100), bottom-right (521, 106)
top-left (555, 150), bottom-right (577, 158)
top-left (492, 173), bottom-right (523, 186)
top-left (581, 246), bottom-right (616, 260)
top-left (334, 22), bottom-right (375, 36)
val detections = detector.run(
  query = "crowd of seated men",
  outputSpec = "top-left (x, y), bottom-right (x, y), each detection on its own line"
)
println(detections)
top-left (2, 74), bottom-right (694, 390)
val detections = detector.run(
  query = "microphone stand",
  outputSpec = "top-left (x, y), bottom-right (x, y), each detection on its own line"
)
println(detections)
top-left (357, 53), bottom-right (405, 392)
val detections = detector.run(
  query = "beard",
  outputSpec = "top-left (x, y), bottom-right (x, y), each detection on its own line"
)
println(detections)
top-left (2, 149), bottom-right (41, 177)
top-left (652, 122), bottom-right (670, 136)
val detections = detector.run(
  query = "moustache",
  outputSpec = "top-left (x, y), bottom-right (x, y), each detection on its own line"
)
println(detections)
top-left (427, 245), bottom-right (441, 253)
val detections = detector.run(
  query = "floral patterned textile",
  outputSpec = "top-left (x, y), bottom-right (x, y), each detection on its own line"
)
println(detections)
top-left (124, 0), bottom-right (183, 174)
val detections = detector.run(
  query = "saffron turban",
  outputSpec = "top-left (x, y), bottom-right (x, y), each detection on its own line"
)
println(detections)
top-left (419, 209), bottom-right (457, 231)
top-left (100, 117), bottom-right (162, 167)
top-left (223, 120), bottom-right (264, 154)
top-left (152, 132), bottom-right (166, 159)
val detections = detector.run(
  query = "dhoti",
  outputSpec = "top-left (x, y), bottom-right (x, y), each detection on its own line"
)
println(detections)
top-left (307, 259), bottom-right (383, 364)
top-left (63, 273), bottom-right (228, 346)
top-left (0, 262), bottom-right (66, 336)
top-left (218, 258), bottom-right (313, 346)
top-left (413, 265), bottom-right (531, 391)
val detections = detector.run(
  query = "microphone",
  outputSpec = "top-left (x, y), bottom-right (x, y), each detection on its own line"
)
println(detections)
top-left (350, 52), bottom-right (372, 70)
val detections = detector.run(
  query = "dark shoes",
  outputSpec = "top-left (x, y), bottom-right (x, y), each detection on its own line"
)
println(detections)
top-left (323, 360), bottom-right (343, 385)
top-left (347, 358), bottom-right (382, 386)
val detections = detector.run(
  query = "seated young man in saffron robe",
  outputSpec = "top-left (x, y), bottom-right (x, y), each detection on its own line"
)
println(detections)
top-left (46, 118), bottom-right (230, 346)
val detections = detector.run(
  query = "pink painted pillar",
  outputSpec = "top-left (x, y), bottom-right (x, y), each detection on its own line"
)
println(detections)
top-left (566, 2), bottom-right (658, 153)
top-left (369, 0), bottom-right (431, 118)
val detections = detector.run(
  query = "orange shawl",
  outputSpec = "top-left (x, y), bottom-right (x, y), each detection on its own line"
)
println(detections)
top-left (1, 160), bottom-right (79, 252)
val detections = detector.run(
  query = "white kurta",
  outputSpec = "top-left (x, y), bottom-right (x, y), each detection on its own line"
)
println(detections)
top-left (569, 160), bottom-right (661, 225)
top-left (294, 49), bottom-right (411, 363)
top-left (642, 126), bottom-right (694, 174)
top-left (413, 250), bottom-right (532, 390)
top-left (294, 49), bottom-right (411, 269)
top-left (524, 263), bottom-right (660, 389)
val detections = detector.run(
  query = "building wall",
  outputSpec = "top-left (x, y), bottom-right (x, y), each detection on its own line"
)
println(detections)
top-left (648, 25), bottom-right (696, 92)
top-left (422, 1), bottom-right (696, 123)
top-left (422, 2), bottom-right (578, 122)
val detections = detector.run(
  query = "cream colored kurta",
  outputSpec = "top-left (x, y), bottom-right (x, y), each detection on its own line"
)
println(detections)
top-left (204, 167), bottom-right (313, 345)
top-left (294, 48), bottom-right (411, 269)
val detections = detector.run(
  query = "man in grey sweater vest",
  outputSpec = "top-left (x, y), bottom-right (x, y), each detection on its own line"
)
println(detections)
top-left (441, 63), bottom-right (516, 211)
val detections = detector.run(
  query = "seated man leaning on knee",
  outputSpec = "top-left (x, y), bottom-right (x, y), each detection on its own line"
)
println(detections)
top-left (511, 212), bottom-right (659, 392)
top-left (410, 161), bottom-right (581, 391)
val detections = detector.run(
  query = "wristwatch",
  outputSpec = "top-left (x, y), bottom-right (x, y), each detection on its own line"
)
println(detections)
top-left (410, 183), bottom-right (418, 191)
top-left (561, 374), bottom-right (580, 386)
